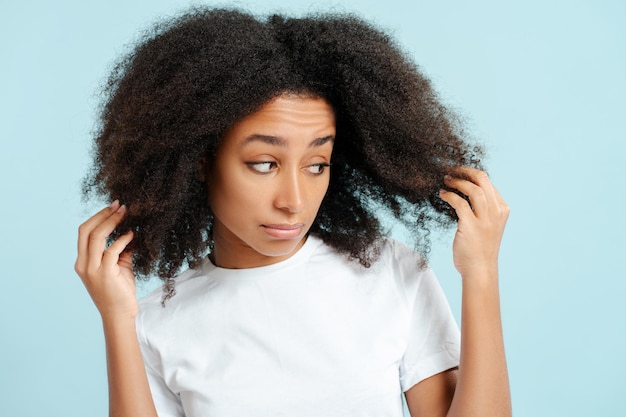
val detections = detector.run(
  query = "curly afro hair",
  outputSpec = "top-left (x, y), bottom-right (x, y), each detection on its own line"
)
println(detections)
top-left (84, 7), bottom-right (483, 294)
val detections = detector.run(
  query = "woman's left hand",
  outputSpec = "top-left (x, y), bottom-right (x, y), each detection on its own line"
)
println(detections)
top-left (438, 167), bottom-right (510, 278)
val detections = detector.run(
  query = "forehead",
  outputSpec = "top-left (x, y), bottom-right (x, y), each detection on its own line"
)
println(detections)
top-left (225, 94), bottom-right (336, 143)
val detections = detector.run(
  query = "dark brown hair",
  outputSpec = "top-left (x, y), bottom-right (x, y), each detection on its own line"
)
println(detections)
top-left (84, 8), bottom-right (482, 294)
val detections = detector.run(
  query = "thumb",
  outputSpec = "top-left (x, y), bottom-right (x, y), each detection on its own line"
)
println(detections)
top-left (119, 249), bottom-right (134, 270)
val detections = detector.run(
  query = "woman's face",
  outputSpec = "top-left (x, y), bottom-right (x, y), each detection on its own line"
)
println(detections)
top-left (205, 94), bottom-right (335, 269)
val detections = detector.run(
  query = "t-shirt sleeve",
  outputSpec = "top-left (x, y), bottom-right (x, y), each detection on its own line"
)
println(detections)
top-left (391, 241), bottom-right (461, 392)
top-left (136, 312), bottom-right (185, 417)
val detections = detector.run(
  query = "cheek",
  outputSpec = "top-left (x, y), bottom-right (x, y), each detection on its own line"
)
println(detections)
top-left (209, 170), bottom-right (259, 213)
top-left (316, 183), bottom-right (330, 204)
top-left (316, 176), bottom-right (331, 199)
top-left (303, 179), bottom-right (330, 215)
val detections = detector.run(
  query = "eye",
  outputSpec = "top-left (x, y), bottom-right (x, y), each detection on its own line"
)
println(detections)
top-left (305, 163), bottom-right (331, 175)
top-left (246, 161), bottom-right (277, 174)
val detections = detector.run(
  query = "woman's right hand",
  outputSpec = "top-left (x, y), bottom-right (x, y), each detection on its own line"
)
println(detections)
top-left (75, 200), bottom-right (138, 320)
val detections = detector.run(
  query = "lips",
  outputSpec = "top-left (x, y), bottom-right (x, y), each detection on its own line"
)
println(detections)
top-left (261, 223), bottom-right (305, 239)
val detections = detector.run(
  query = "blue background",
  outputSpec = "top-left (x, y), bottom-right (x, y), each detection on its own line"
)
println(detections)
top-left (1, 0), bottom-right (624, 415)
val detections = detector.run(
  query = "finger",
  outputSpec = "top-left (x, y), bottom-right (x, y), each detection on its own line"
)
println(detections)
top-left (492, 187), bottom-right (511, 222)
top-left (462, 169), bottom-right (509, 219)
top-left (443, 175), bottom-right (488, 215)
top-left (450, 169), bottom-right (511, 226)
top-left (86, 204), bottom-right (128, 272)
top-left (439, 189), bottom-right (474, 219)
top-left (101, 230), bottom-right (134, 269)
top-left (449, 166), bottom-right (487, 182)
top-left (76, 201), bottom-right (120, 274)
top-left (491, 181), bottom-right (508, 207)
top-left (450, 167), bottom-right (499, 206)
top-left (118, 249), bottom-right (134, 271)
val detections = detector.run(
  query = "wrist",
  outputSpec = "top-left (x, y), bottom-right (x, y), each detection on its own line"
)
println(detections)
top-left (459, 264), bottom-right (499, 287)
top-left (101, 312), bottom-right (138, 333)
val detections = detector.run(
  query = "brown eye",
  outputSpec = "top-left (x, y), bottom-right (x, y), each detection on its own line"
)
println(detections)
top-left (305, 163), bottom-right (331, 175)
top-left (246, 162), bottom-right (277, 173)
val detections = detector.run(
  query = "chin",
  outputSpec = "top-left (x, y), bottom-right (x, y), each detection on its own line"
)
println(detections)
top-left (254, 236), bottom-right (306, 257)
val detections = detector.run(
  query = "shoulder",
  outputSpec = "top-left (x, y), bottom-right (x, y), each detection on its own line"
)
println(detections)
top-left (138, 260), bottom-right (210, 313)
top-left (315, 235), bottom-right (434, 292)
top-left (313, 235), bottom-right (429, 276)
top-left (313, 234), bottom-right (424, 265)
top-left (371, 238), bottom-right (441, 303)
top-left (371, 237), bottom-right (429, 275)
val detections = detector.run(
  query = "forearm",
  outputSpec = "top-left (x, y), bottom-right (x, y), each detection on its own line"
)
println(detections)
top-left (102, 316), bottom-right (158, 417)
top-left (447, 267), bottom-right (511, 417)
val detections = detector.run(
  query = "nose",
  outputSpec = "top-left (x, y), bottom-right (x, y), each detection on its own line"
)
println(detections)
top-left (274, 170), bottom-right (304, 213)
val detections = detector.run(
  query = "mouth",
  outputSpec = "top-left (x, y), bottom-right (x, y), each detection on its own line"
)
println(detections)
top-left (261, 223), bottom-right (305, 239)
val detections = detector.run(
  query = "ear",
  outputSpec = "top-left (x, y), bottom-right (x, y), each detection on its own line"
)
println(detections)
top-left (198, 156), bottom-right (208, 182)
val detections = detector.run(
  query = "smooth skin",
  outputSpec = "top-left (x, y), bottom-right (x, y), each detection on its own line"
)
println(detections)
top-left (75, 201), bottom-right (157, 417)
top-left (405, 168), bottom-right (511, 417)
top-left (202, 95), bottom-right (335, 269)
top-left (76, 94), bottom-right (511, 417)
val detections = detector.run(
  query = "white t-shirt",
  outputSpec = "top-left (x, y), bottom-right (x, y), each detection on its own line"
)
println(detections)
top-left (137, 236), bottom-right (460, 417)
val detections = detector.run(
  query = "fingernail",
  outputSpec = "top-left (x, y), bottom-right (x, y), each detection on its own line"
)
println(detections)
top-left (109, 200), bottom-right (120, 210)
top-left (116, 204), bottom-right (126, 214)
top-left (444, 175), bottom-right (452, 180)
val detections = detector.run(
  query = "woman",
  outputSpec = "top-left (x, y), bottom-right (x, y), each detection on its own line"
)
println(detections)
top-left (76, 8), bottom-right (511, 417)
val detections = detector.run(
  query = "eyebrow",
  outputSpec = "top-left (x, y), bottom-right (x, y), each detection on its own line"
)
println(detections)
top-left (241, 134), bottom-right (335, 148)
